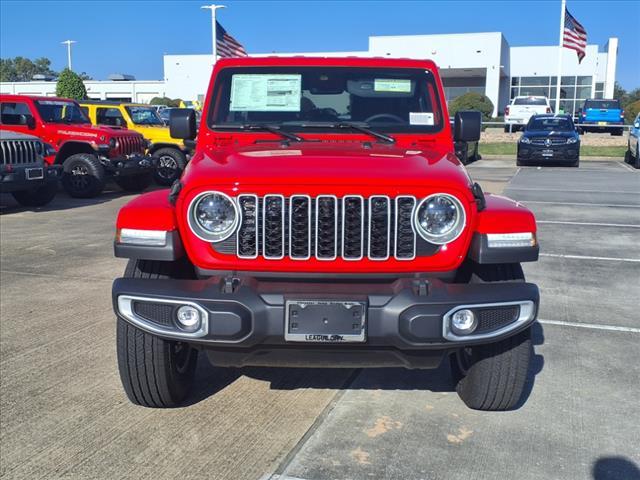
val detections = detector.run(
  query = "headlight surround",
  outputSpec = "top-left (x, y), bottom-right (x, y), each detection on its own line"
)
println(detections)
top-left (414, 193), bottom-right (466, 245)
top-left (109, 137), bottom-right (118, 149)
top-left (188, 191), bottom-right (239, 243)
top-left (519, 136), bottom-right (531, 144)
top-left (566, 137), bottom-right (578, 144)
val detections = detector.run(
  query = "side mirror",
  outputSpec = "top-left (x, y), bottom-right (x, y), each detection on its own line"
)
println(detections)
top-left (170, 108), bottom-right (197, 140)
top-left (454, 111), bottom-right (481, 142)
top-left (114, 117), bottom-right (128, 128)
top-left (18, 114), bottom-right (36, 129)
top-left (635, 121), bottom-right (640, 129)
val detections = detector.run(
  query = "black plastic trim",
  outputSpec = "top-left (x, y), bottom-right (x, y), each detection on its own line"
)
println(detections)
top-left (114, 230), bottom-right (184, 261)
top-left (468, 233), bottom-right (539, 264)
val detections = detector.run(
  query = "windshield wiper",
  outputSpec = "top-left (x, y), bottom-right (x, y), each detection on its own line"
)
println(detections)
top-left (244, 124), bottom-right (304, 142)
top-left (291, 122), bottom-right (396, 144)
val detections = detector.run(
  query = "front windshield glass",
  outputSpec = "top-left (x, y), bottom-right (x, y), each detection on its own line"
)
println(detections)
top-left (527, 117), bottom-right (573, 131)
top-left (35, 100), bottom-right (90, 124)
top-left (125, 106), bottom-right (164, 126)
top-left (209, 66), bottom-right (444, 133)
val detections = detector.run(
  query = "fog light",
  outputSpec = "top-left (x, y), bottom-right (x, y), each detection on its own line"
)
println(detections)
top-left (451, 309), bottom-right (477, 335)
top-left (176, 305), bottom-right (201, 332)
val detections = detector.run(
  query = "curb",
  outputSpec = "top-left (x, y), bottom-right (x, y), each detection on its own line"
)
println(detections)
top-left (479, 155), bottom-right (624, 161)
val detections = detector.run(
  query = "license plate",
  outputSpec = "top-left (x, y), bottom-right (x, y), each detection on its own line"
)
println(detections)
top-left (542, 149), bottom-right (554, 157)
top-left (25, 168), bottom-right (44, 180)
top-left (285, 300), bottom-right (366, 343)
top-left (598, 121), bottom-right (607, 126)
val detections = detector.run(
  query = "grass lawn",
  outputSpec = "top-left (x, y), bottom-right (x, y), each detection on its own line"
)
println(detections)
top-left (479, 143), bottom-right (626, 157)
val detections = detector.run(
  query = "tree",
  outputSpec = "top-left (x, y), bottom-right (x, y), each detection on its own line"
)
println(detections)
top-left (625, 100), bottom-right (640, 124)
top-left (150, 96), bottom-right (182, 107)
top-left (448, 92), bottom-right (494, 120)
top-left (55, 68), bottom-right (87, 100)
top-left (0, 56), bottom-right (57, 82)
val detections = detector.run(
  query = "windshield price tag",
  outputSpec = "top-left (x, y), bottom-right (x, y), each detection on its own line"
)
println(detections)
top-left (230, 74), bottom-right (301, 112)
top-left (409, 112), bottom-right (434, 125)
top-left (374, 79), bottom-right (411, 93)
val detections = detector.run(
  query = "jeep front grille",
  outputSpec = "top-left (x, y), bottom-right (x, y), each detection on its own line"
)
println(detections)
top-left (0, 140), bottom-right (41, 165)
top-left (234, 195), bottom-right (418, 261)
top-left (115, 136), bottom-right (144, 156)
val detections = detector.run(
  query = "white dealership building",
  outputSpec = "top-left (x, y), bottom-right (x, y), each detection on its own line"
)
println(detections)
top-left (1, 32), bottom-right (618, 117)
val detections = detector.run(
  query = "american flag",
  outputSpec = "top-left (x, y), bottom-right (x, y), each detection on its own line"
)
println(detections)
top-left (216, 21), bottom-right (248, 58)
top-left (563, 9), bottom-right (587, 63)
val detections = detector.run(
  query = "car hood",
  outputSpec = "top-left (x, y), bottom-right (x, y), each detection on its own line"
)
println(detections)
top-left (182, 141), bottom-right (471, 191)
top-left (134, 125), bottom-right (178, 142)
top-left (0, 129), bottom-right (40, 141)
top-left (522, 130), bottom-right (577, 139)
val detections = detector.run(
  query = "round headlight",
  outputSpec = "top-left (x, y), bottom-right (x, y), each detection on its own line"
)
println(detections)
top-left (414, 193), bottom-right (465, 245)
top-left (188, 191), bottom-right (238, 242)
top-left (109, 138), bottom-right (118, 149)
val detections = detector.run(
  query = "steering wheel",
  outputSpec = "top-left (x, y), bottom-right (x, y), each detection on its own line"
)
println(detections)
top-left (364, 113), bottom-right (405, 124)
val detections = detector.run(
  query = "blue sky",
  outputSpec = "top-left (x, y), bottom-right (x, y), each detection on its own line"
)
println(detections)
top-left (1, 0), bottom-right (638, 88)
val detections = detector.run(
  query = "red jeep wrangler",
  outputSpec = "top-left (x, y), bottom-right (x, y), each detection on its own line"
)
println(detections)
top-left (112, 57), bottom-right (540, 411)
top-left (0, 95), bottom-right (153, 198)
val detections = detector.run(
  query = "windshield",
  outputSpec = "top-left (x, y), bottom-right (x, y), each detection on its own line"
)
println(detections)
top-left (125, 106), bottom-right (164, 126)
top-left (584, 99), bottom-right (620, 110)
top-left (35, 100), bottom-right (90, 124)
top-left (514, 97), bottom-right (547, 106)
top-left (209, 66), bottom-right (444, 133)
top-left (527, 117), bottom-right (573, 131)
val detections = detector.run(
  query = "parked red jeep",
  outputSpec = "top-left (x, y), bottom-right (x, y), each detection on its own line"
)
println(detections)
top-left (112, 57), bottom-right (540, 411)
top-left (0, 95), bottom-right (153, 198)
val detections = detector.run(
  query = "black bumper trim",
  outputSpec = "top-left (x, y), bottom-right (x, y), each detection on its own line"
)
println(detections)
top-left (112, 275), bottom-right (539, 355)
top-left (468, 233), bottom-right (539, 264)
top-left (0, 164), bottom-right (61, 193)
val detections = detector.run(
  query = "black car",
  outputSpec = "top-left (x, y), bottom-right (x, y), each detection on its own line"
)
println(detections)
top-left (517, 114), bottom-right (580, 167)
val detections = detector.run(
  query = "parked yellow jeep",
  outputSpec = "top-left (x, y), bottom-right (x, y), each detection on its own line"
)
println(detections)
top-left (80, 101), bottom-right (191, 185)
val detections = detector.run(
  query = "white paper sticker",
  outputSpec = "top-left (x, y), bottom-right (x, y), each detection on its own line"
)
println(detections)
top-left (409, 112), bottom-right (434, 125)
top-left (230, 74), bottom-right (301, 112)
top-left (374, 79), bottom-right (411, 93)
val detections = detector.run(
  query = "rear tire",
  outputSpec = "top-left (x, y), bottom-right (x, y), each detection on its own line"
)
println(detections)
top-left (114, 173), bottom-right (152, 192)
top-left (153, 148), bottom-right (187, 186)
top-left (611, 129), bottom-right (623, 136)
top-left (116, 259), bottom-right (198, 408)
top-left (61, 153), bottom-right (105, 198)
top-left (451, 262), bottom-right (532, 411)
top-left (11, 181), bottom-right (58, 207)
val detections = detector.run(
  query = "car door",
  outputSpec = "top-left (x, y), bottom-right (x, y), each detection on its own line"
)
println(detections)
top-left (0, 100), bottom-right (37, 136)
top-left (96, 107), bottom-right (127, 128)
top-left (633, 114), bottom-right (640, 154)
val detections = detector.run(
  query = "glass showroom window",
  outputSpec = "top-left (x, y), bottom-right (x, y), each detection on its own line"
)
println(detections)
top-left (509, 75), bottom-right (593, 115)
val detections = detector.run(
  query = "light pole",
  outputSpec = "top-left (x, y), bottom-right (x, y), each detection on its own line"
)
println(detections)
top-left (61, 40), bottom-right (76, 70)
top-left (201, 4), bottom-right (225, 61)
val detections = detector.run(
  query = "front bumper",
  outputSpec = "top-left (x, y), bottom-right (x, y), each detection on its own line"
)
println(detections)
top-left (112, 275), bottom-right (539, 368)
top-left (0, 164), bottom-right (61, 193)
top-left (518, 143), bottom-right (580, 163)
top-left (101, 153), bottom-right (155, 176)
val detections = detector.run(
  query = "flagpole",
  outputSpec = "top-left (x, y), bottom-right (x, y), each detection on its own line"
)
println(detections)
top-left (555, 0), bottom-right (566, 113)
top-left (202, 4), bottom-right (226, 62)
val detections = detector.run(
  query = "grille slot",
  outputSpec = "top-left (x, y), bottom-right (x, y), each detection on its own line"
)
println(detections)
top-left (232, 194), bottom-right (418, 261)
top-left (263, 195), bottom-right (285, 259)
top-left (368, 196), bottom-right (391, 260)
top-left (0, 140), bottom-right (40, 165)
top-left (115, 135), bottom-right (143, 155)
top-left (530, 137), bottom-right (568, 145)
top-left (132, 301), bottom-right (174, 326)
top-left (474, 306), bottom-right (521, 334)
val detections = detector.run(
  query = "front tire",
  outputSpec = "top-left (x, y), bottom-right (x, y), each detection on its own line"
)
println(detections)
top-left (153, 148), bottom-right (187, 186)
top-left (116, 259), bottom-right (198, 408)
top-left (11, 181), bottom-right (58, 207)
top-left (61, 153), bottom-right (105, 198)
top-left (451, 262), bottom-right (532, 411)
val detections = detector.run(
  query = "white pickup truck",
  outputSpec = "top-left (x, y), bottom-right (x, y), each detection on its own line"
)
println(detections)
top-left (504, 96), bottom-right (552, 132)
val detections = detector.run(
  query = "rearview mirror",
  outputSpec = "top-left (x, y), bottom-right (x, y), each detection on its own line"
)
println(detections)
top-left (170, 108), bottom-right (197, 140)
top-left (454, 111), bottom-right (481, 142)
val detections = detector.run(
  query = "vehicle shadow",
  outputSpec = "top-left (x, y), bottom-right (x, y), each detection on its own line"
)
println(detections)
top-left (0, 183), bottom-right (165, 215)
top-left (592, 456), bottom-right (640, 480)
top-left (187, 321), bottom-right (545, 408)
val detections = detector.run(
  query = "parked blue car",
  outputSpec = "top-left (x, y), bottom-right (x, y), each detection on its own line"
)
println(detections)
top-left (576, 99), bottom-right (625, 136)
top-left (625, 113), bottom-right (640, 169)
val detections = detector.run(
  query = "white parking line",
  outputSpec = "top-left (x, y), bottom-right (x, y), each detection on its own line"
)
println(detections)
top-left (539, 319), bottom-right (640, 333)
top-left (540, 253), bottom-right (640, 263)
top-left (507, 187), bottom-right (639, 194)
top-left (618, 161), bottom-right (637, 172)
top-left (537, 220), bottom-right (640, 228)
top-left (522, 201), bottom-right (640, 208)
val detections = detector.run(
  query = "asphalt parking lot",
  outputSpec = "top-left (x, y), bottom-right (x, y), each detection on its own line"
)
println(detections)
top-left (1, 158), bottom-right (639, 480)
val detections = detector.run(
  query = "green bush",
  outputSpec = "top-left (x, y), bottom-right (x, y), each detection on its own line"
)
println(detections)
top-left (624, 100), bottom-right (640, 124)
top-left (448, 92), bottom-right (494, 120)
top-left (150, 96), bottom-right (182, 107)
top-left (55, 68), bottom-right (87, 100)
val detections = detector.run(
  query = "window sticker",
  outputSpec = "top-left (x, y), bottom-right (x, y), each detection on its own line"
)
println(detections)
top-left (374, 79), bottom-right (411, 93)
top-left (409, 112), bottom-right (434, 126)
top-left (230, 74), bottom-right (302, 112)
